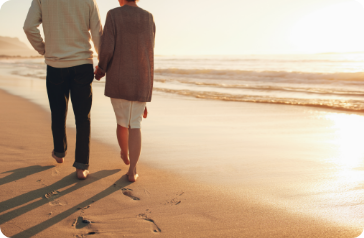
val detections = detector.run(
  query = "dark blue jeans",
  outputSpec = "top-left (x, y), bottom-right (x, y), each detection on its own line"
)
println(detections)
top-left (46, 64), bottom-right (94, 170)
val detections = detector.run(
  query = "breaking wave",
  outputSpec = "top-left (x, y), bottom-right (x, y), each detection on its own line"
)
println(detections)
top-left (155, 68), bottom-right (364, 82)
top-left (154, 88), bottom-right (364, 112)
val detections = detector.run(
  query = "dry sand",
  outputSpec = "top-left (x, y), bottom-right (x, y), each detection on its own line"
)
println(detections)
top-left (0, 87), bottom-right (362, 238)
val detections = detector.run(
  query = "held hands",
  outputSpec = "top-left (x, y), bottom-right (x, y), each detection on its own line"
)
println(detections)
top-left (94, 66), bottom-right (147, 118)
top-left (94, 66), bottom-right (105, 81)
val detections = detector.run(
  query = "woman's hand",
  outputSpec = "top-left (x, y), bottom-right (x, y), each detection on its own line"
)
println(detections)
top-left (143, 106), bottom-right (148, 118)
top-left (94, 66), bottom-right (105, 80)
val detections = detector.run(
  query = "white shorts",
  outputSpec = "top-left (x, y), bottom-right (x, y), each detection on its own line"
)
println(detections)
top-left (110, 98), bottom-right (146, 129)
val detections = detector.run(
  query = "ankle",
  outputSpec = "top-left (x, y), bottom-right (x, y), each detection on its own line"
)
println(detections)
top-left (128, 167), bottom-right (136, 174)
top-left (76, 169), bottom-right (89, 180)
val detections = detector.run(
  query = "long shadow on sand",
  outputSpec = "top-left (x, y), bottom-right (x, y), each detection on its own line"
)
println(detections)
top-left (0, 165), bottom-right (54, 186)
top-left (10, 174), bottom-right (132, 238)
top-left (0, 169), bottom-right (120, 226)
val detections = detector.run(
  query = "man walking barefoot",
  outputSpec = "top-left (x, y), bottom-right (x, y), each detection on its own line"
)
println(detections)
top-left (23, 0), bottom-right (102, 180)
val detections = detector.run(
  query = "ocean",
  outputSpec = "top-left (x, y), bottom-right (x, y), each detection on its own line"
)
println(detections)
top-left (3, 53), bottom-right (364, 112)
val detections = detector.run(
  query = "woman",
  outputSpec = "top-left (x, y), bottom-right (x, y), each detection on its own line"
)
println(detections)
top-left (95, 0), bottom-right (155, 182)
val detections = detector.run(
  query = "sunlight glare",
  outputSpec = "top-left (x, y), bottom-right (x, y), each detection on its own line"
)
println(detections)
top-left (325, 113), bottom-right (364, 169)
top-left (289, 1), bottom-right (364, 53)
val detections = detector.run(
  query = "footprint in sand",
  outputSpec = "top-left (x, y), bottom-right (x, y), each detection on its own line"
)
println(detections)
top-left (49, 199), bottom-right (67, 206)
top-left (165, 198), bottom-right (181, 206)
top-left (52, 168), bottom-right (60, 176)
top-left (72, 216), bottom-right (92, 229)
top-left (77, 205), bottom-right (91, 211)
top-left (44, 190), bottom-right (60, 199)
top-left (164, 192), bottom-right (184, 205)
top-left (74, 232), bottom-right (97, 238)
top-left (45, 190), bottom-right (67, 206)
top-left (121, 188), bottom-right (140, 200)
top-left (138, 213), bottom-right (161, 233)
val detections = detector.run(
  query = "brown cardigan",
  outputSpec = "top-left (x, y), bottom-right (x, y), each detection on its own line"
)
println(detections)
top-left (98, 5), bottom-right (155, 102)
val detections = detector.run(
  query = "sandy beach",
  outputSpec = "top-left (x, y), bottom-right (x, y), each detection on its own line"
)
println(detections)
top-left (2, 0), bottom-right (364, 235)
top-left (0, 66), bottom-right (364, 237)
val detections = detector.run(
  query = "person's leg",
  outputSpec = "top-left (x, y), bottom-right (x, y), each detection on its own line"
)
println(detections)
top-left (116, 125), bottom-right (130, 165)
top-left (126, 102), bottom-right (146, 182)
top-left (127, 128), bottom-right (142, 182)
top-left (46, 65), bottom-right (70, 163)
top-left (70, 64), bottom-right (94, 179)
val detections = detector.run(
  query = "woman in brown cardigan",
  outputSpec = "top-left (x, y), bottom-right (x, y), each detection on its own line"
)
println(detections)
top-left (95, 0), bottom-right (155, 182)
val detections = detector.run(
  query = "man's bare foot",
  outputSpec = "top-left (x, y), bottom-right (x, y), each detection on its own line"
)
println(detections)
top-left (52, 151), bottom-right (64, 163)
top-left (76, 169), bottom-right (89, 180)
top-left (120, 151), bottom-right (130, 165)
top-left (127, 173), bottom-right (139, 182)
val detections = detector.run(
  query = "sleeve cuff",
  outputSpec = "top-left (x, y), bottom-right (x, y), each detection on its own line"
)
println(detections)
top-left (98, 65), bottom-right (106, 74)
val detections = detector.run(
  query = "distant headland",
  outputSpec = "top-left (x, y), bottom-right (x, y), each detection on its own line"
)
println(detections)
top-left (0, 36), bottom-right (39, 57)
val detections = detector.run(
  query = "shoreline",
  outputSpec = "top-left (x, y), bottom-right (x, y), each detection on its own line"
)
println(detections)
top-left (0, 88), bottom-right (362, 237)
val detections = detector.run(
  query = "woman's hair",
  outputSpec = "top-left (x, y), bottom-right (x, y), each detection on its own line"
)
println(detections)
top-left (126, 0), bottom-right (138, 2)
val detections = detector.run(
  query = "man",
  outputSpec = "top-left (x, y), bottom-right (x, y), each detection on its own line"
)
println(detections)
top-left (23, 0), bottom-right (102, 180)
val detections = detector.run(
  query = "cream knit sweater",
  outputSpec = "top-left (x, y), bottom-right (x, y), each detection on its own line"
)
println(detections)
top-left (23, 0), bottom-right (102, 68)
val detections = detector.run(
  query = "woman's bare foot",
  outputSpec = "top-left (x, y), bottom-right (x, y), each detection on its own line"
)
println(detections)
top-left (127, 167), bottom-right (138, 182)
top-left (127, 173), bottom-right (139, 182)
top-left (52, 151), bottom-right (64, 163)
top-left (76, 169), bottom-right (89, 180)
top-left (120, 151), bottom-right (130, 165)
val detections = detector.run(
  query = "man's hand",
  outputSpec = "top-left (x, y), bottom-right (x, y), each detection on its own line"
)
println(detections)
top-left (94, 66), bottom-right (105, 81)
top-left (143, 106), bottom-right (148, 119)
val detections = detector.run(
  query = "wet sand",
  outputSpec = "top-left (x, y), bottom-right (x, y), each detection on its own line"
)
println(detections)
top-left (0, 77), bottom-right (363, 237)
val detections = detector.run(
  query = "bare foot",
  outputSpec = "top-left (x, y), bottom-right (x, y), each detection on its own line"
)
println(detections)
top-left (127, 173), bottom-right (139, 182)
top-left (120, 151), bottom-right (130, 165)
top-left (76, 169), bottom-right (89, 180)
top-left (127, 167), bottom-right (138, 182)
top-left (52, 151), bottom-right (64, 163)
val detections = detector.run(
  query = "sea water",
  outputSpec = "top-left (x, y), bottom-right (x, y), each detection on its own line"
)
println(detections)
top-left (3, 53), bottom-right (364, 111)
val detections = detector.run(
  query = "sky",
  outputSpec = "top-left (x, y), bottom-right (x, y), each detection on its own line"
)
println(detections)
top-left (1, 0), bottom-right (364, 55)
